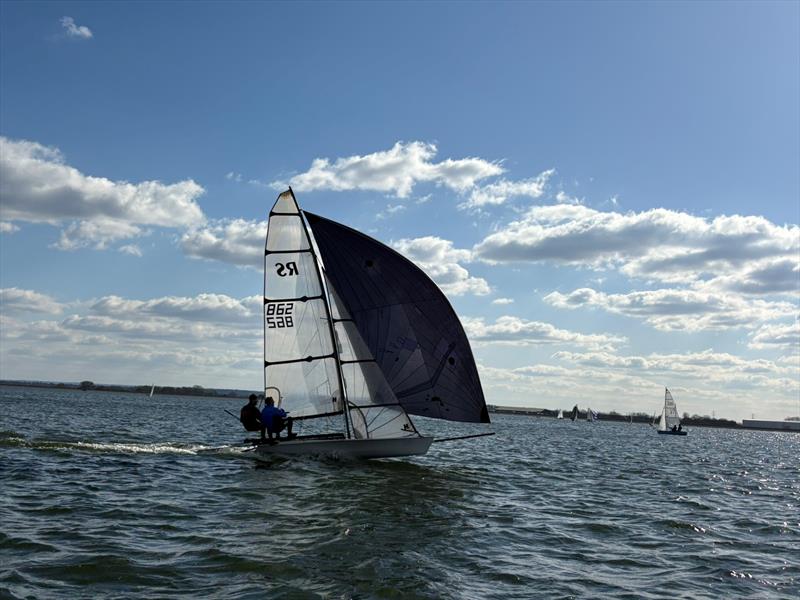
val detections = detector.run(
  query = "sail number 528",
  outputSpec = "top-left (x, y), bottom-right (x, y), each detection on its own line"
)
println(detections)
top-left (266, 302), bottom-right (294, 328)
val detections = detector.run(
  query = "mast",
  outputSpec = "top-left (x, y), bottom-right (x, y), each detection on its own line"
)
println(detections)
top-left (289, 189), bottom-right (351, 439)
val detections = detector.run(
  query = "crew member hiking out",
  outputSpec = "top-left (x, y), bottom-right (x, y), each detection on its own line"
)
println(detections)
top-left (240, 394), bottom-right (265, 441)
top-left (261, 396), bottom-right (295, 443)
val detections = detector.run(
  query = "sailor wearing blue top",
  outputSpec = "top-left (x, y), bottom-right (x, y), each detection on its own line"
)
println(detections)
top-left (261, 396), bottom-right (295, 443)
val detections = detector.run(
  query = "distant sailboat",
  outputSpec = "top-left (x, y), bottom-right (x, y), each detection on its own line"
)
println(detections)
top-left (249, 189), bottom-right (492, 459)
top-left (657, 388), bottom-right (687, 435)
top-left (149, 384), bottom-right (155, 398)
top-left (570, 405), bottom-right (579, 422)
top-left (586, 408), bottom-right (597, 422)
top-left (557, 410), bottom-right (563, 419)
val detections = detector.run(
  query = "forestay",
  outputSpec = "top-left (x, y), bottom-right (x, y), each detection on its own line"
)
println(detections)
top-left (263, 192), bottom-right (342, 419)
top-left (305, 212), bottom-right (490, 424)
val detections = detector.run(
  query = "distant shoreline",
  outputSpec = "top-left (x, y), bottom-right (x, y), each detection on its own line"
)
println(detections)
top-left (0, 380), bottom-right (249, 400)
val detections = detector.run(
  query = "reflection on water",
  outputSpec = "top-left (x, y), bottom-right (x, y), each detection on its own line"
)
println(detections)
top-left (1, 385), bottom-right (798, 599)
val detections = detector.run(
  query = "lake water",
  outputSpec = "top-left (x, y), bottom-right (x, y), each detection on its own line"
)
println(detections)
top-left (1, 385), bottom-right (798, 599)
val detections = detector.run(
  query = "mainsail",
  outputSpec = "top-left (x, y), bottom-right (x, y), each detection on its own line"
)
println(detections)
top-left (570, 405), bottom-right (579, 421)
top-left (263, 192), bottom-right (343, 420)
top-left (660, 388), bottom-right (681, 431)
top-left (305, 211), bottom-right (490, 424)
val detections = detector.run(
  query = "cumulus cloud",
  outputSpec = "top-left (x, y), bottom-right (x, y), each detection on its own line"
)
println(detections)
top-left (0, 288), bottom-right (64, 316)
top-left (473, 205), bottom-right (799, 289)
top-left (476, 348), bottom-right (799, 420)
top-left (491, 297), bottom-right (514, 305)
top-left (0, 290), bottom-right (271, 388)
top-left (275, 141), bottom-right (504, 198)
top-left (748, 321), bottom-right (800, 351)
top-left (181, 218), bottom-right (266, 268)
top-left (0, 222), bottom-right (20, 234)
top-left (118, 244), bottom-right (143, 257)
top-left (461, 169), bottom-right (555, 210)
top-left (545, 287), bottom-right (797, 331)
top-left (60, 16), bottom-right (92, 40)
top-left (392, 236), bottom-right (490, 296)
top-left (462, 315), bottom-right (625, 350)
top-left (0, 136), bottom-right (205, 249)
top-left (89, 293), bottom-right (261, 324)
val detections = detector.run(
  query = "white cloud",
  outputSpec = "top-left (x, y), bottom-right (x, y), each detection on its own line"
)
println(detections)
top-left (89, 293), bottom-right (261, 324)
top-left (0, 288), bottom-right (64, 316)
top-left (748, 321), bottom-right (800, 351)
top-left (476, 349), bottom-right (799, 421)
top-left (0, 136), bottom-right (205, 249)
top-left (544, 287), bottom-right (797, 331)
top-left (0, 222), bottom-right (20, 234)
top-left (461, 169), bottom-right (554, 210)
top-left (376, 203), bottom-right (407, 220)
top-left (181, 218), bottom-right (266, 268)
top-left (491, 297), bottom-right (514, 305)
top-left (392, 236), bottom-right (490, 296)
top-left (0, 290), bottom-right (269, 388)
top-left (555, 190), bottom-right (581, 205)
top-left (473, 205), bottom-right (799, 290)
top-left (118, 244), bottom-right (143, 257)
top-left (225, 171), bottom-right (243, 182)
top-left (462, 315), bottom-right (625, 350)
top-left (60, 16), bottom-right (92, 40)
top-left (275, 141), bottom-right (504, 198)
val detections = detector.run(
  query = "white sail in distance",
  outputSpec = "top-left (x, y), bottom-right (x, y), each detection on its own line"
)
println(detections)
top-left (662, 388), bottom-right (681, 430)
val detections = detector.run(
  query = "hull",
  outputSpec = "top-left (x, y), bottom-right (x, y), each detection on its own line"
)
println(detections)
top-left (657, 430), bottom-right (687, 436)
top-left (252, 436), bottom-right (434, 460)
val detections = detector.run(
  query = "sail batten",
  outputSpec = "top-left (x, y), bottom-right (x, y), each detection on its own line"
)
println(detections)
top-left (305, 211), bottom-right (489, 424)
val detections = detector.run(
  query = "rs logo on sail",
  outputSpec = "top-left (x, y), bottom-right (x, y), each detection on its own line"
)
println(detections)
top-left (276, 262), bottom-right (298, 277)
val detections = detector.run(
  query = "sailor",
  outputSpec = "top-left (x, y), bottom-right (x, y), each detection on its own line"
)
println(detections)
top-left (672, 424), bottom-right (678, 432)
top-left (261, 396), bottom-right (296, 443)
top-left (240, 394), bottom-right (265, 440)
top-left (678, 424), bottom-right (682, 432)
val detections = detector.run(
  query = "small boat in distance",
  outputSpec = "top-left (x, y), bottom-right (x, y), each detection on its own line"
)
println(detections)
top-left (250, 189), bottom-right (492, 460)
top-left (149, 384), bottom-right (155, 398)
top-left (586, 408), bottom-right (597, 422)
top-left (557, 410), bottom-right (563, 419)
top-left (657, 388), bottom-right (687, 435)
top-left (569, 405), bottom-right (579, 421)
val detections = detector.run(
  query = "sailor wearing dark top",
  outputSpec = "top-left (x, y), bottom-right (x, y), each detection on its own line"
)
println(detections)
top-left (261, 396), bottom-right (295, 442)
top-left (240, 394), bottom-right (265, 440)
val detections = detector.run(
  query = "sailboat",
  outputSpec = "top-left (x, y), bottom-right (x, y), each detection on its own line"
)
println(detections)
top-left (556, 410), bottom-right (563, 419)
top-left (252, 189), bottom-right (491, 459)
top-left (149, 384), bottom-right (155, 398)
top-left (657, 388), bottom-right (687, 436)
top-left (586, 408), bottom-right (596, 422)
top-left (569, 405), bottom-right (579, 422)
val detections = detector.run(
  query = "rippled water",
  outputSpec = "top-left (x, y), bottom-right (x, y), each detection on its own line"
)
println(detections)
top-left (1, 385), bottom-right (798, 599)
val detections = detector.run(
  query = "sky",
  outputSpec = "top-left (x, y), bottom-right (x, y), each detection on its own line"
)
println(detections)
top-left (0, 1), bottom-right (798, 421)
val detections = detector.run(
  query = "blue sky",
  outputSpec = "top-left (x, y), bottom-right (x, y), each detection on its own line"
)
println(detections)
top-left (1, 1), bottom-right (798, 421)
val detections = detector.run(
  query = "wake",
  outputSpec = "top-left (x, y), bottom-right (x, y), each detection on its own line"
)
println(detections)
top-left (0, 430), bottom-right (251, 457)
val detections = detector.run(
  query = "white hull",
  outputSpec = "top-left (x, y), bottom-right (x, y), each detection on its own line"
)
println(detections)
top-left (252, 436), bottom-right (434, 460)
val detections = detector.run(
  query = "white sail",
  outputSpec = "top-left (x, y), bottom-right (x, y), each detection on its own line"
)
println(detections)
top-left (663, 388), bottom-right (681, 430)
top-left (328, 281), bottom-right (418, 440)
top-left (263, 191), bottom-right (342, 419)
top-left (557, 410), bottom-right (563, 419)
top-left (149, 384), bottom-right (155, 398)
top-left (658, 411), bottom-right (667, 431)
